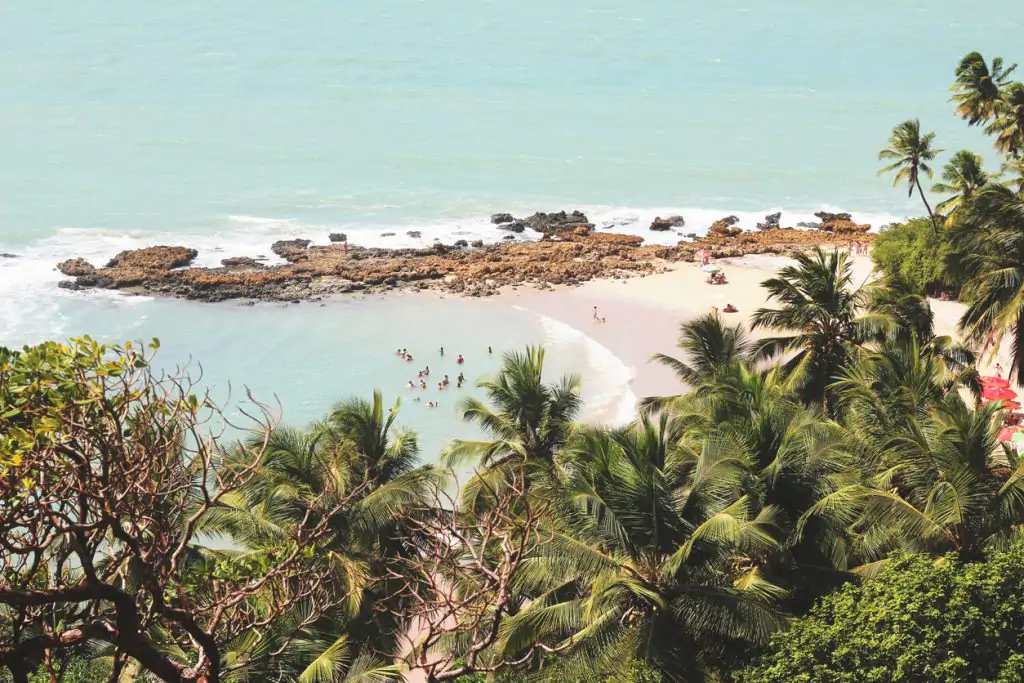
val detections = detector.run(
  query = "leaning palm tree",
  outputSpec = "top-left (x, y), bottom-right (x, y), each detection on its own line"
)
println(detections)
top-left (443, 346), bottom-right (581, 470)
top-left (948, 184), bottom-right (1024, 380)
top-left (643, 313), bottom-right (753, 413)
top-left (497, 415), bottom-right (786, 682)
top-left (951, 51), bottom-right (1017, 126)
top-left (750, 247), bottom-right (889, 410)
top-left (878, 119), bottom-right (943, 233)
top-left (931, 150), bottom-right (993, 220)
top-left (989, 81), bottom-right (1024, 159)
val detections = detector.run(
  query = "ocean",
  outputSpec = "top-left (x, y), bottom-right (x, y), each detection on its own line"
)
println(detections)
top-left (1, 0), bottom-right (1020, 454)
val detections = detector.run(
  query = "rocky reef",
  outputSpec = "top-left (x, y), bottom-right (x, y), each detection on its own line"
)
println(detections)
top-left (54, 210), bottom-right (875, 303)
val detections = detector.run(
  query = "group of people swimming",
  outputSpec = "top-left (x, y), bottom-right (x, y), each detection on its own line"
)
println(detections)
top-left (396, 345), bottom-right (491, 408)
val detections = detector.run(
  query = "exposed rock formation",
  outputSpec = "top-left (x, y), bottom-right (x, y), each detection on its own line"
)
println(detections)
top-left (454, 240), bottom-right (469, 248)
top-left (54, 220), bottom-right (875, 304)
top-left (407, 231), bottom-right (422, 239)
top-left (221, 257), bottom-right (263, 269)
top-left (271, 239), bottom-right (311, 262)
top-left (756, 212), bottom-right (781, 231)
top-left (57, 258), bottom-right (97, 277)
top-left (517, 210), bottom-right (593, 235)
top-left (490, 213), bottom-right (514, 224)
top-left (649, 215), bottom-right (685, 231)
top-left (328, 233), bottom-right (347, 243)
top-left (0, 253), bottom-right (17, 259)
top-left (105, 246), bottom-right (197, 270)
top-left (708, 216), bottom-right (742, 238)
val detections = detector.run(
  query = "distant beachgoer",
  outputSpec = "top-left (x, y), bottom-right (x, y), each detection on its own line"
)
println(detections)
top-left (419, 380), bottom-right (426, 389)
top-left (457, 379), bottom-right (463, 388)
top-left (406, 355), bottom-right (413, 362)
top-left (458, 372), bottom-right (464, 383)
top-left (724, 303), bottom-right (737, 313)
top-left (407, 381), bottom-right (415, 389)
top-left (395, 348), bottom-right (402, 356)
top-left (414, 396), bottom-right (420, 402)
top-left (440, 346), bottom-right (444, 357)
top-left (593, 306), bottom-right (599, 320)
top-left (438, 382), bottom-right (443, 390)
top-left (712, 306), bottom-right (719, 316)
top-left (443, 374), bottom-right (450, 386)
top-left (997, 363), bottom-right (1005, 377)
top-left (426, 401), bottom-right (435, 408)
top-left (488, 346), bottom-right (493, 355)
top-left (424, 366), bottom-right (430, 376)
top-left (457, 355), bottom-right (464, 365)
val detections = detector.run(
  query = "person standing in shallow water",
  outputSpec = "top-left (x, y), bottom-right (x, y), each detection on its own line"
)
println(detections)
top-left (440, 346), bottom-right (444, 357)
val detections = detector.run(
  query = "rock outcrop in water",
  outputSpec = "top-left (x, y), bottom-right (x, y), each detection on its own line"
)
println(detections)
top-left (54, 211), bottom-right (875, 303)
top-left (649, 215), bottom-right (685, 231)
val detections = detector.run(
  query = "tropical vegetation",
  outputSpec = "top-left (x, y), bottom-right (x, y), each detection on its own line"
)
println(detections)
top-left (4, 48), bottom-right (1024, 683)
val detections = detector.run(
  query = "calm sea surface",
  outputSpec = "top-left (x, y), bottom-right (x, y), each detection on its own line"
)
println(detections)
top-left (1, 1), bottom-right (1020, 452)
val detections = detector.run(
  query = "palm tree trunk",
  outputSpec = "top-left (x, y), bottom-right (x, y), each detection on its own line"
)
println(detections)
top-left (916, 179), bottom-right (940, 236)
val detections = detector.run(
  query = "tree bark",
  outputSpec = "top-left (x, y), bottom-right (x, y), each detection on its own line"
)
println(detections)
top-left (916, 179), bottom-right (940, 236)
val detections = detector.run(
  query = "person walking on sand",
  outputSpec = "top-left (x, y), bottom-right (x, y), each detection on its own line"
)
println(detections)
top-left (593, 306), bottom-right (599, 321)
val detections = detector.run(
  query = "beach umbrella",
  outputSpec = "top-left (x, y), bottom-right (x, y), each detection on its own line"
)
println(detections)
top-left (980, 376), bottom-right (1011, 388)
top-left (999, 428), bottom-right (1017, 441)
top-left (998, 401), bottom-right (1023, 410)
top-left (982, 387), bottom-right (1018, 402)
top-left (702, 263), bottom-right (721, 273)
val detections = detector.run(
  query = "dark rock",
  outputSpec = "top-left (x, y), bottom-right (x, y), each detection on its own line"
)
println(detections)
top-left (814, 211), bottom-right (852, 224)
top-left (502, 234), bottom-right (516, 240)
top-left (57, 257), bottom-right (97, 277)
top-left (756, 212), bottom-right (782, 231)
top-left (380, 232), bottom-right (396, 238)
top-left (0, 252), bottom-right (16, 258)
top-left (797, 221), bottom-right (821, 230)
top-left (649, 215), bottom-right (685, 231)
top-left (490, 213), bottom-right (514, 224)
top-left (454, 240), bottom-right (469, 248)
top-left (328, 232), bottom-right (347, 243)
top-left (521, 210), bottom-right (593, 235)
top-left (70, 274), bottom-right (117, 290)
top-left (470, 240), bottom-right (484, 248)
top-left (407, 231), bottom-right (422, 239)
top-left (271, 239), bottom-right (311, 262)
top-left (220, 256), bottom-right (263, 269)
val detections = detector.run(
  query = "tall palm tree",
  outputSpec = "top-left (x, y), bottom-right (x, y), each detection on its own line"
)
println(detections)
top-left (1000, 156), bottom-right (1024, 195)
top-left (951, 51), bottom-right (1017, 126)
top-left (498, 415), bottom-right (786, 682)
top-left (642, 313), bottom-right (753, 413)
top-left (878, 119), bottom-right (943, 233)
top-left (443, 346), bottom-right (581, 470)
top-left (989, 81), bottom-right (1024, 159)
top-left (947, 184), bottom-right (1024, 380)
top-left (750, 247), bottom-right (889, 409)
top-left (931, 150), bottom-right (993, 220)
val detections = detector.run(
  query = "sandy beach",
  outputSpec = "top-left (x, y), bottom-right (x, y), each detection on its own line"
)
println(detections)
top-left (499, 252), bottom-right (997, 416)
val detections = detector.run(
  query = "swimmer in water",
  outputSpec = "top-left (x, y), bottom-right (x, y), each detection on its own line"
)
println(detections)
top-left (424, 366), bottom-right (430, 376)
top-left (456, 354), bottom-right (464, 365)
top-left (443, 374), bottom-right (449, 386)
top-left (419, 380), bottom-right (426, 389)
top-left (440, 346), bottom-right (444, 357)
top-left (407, 381), bottom-right (415, 389)
top-left (488, 346), bottom-right (492, 355)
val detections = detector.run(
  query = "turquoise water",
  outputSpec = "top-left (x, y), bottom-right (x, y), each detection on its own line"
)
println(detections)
top-left (1, 0), bottom-right (1021, 446)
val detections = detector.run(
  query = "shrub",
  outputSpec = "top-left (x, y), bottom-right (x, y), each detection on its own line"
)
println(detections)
top-left (735, 549), bottom-right (1024, 683)
top-left (871, 217), bottom-right (960, 296)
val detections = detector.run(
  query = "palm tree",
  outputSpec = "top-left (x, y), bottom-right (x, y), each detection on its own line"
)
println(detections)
top-left (951, 51), bottom-right (1017, 126)
top-left (931, 150), bottom-right (993, 220)
top-left (878, 119), bottom-right (943, 233)
top-left (443, 346), bottom-right (581, 470)
top-left (856, 396), bottom-right (1024, 564)
top-left (750, 247), bottom-right (889, 409)
top-left (642, 313), bottom-right (753, 413)
top-left (497, 415), bottom-right (786, 682)
top-left (216, 392), bottom-right (437, 670)
top-left (989, 81), bottom-right (1024, 159)
top-left (947, 184), bottom-right (1024, 380)
top-left (1000, 156), bottom-right (1024, 195)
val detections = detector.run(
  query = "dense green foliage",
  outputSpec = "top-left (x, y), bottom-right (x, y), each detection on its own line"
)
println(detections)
top-left (735, 549), bottom-right (1024, 683)
top-left (871, 217), bottom-right (956, 296)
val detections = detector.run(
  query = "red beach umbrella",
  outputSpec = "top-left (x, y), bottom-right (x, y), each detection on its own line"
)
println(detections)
top-left (982, 387), bottom-right (1018, 402)
top-left (999, 428), bottom-right (1018, 442)
top-left (998, 400), bottom-right (1023, 410)
top-left (981, 376), bottom-right (1011, 388)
